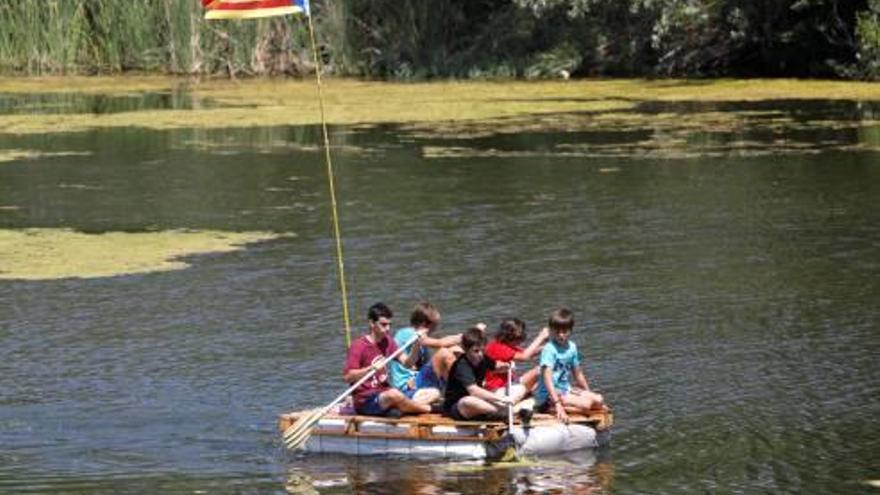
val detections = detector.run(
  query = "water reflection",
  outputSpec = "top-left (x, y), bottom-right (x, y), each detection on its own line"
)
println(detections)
top-left (0, 90), bottom-right (229, 115)
top-left (285, 449), bottom-right (613, 495)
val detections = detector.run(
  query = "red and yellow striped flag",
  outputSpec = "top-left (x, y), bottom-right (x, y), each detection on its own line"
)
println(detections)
top-left (202, 0), bottom-right (309, 20)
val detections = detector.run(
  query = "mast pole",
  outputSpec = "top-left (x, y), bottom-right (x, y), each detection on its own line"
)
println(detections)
top-left (305, 8), bottom-right (353, 347)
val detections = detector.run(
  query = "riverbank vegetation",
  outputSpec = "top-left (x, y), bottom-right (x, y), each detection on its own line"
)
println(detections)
top-left (1, 0), bottom-right (879, 80)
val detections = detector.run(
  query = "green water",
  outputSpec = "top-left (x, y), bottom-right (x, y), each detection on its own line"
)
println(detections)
top-left (0, 96), bottom-right (878, 494)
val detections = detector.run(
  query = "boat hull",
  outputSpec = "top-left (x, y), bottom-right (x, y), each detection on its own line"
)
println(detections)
top-left (280, 410), bottom-right (612, 460)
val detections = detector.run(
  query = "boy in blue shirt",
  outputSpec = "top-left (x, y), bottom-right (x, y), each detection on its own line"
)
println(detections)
top-left (534, 308), bottom-right (604, 422)
top-left (389, 301), bottom-right (462, 405)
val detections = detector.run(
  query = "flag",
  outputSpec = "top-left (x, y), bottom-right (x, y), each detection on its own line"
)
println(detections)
top-left (203, 0), bottom-right (309, 20)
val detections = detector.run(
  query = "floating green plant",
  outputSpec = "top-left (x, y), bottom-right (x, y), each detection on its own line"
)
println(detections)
top-left (1, 77), bottom-right (877, 136)
top-left (0, 149), bottom-right (91, 163)
top-left (0, 228), bottom-right (286, 280)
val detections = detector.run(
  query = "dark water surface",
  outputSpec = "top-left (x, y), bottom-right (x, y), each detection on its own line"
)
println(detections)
top-left (0, 91), bottom-right (229, 115)
top-left (1, 97), bottom-right (879, 494)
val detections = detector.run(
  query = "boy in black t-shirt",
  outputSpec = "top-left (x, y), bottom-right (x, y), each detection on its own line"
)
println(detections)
top-left (442, 326), bottom-right (512, 421)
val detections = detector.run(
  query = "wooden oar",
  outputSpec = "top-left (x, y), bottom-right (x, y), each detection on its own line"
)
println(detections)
top-left (485, 362), bottom-right (519, 462)
top-left (283, 334), bottom-right (420, 450)
top-left (506, 365), bottom-right (514, 432)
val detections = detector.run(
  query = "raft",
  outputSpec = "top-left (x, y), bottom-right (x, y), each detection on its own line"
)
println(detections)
top-left (278, 406), bottom-right (612, 460)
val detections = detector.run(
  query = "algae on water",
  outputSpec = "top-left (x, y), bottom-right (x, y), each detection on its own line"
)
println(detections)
top-left (1, 77), bottom-right (878, 135)
top-left (0, 149), bottom-right (92, 163)
top-left (0, 228), bottom-right (285, 280)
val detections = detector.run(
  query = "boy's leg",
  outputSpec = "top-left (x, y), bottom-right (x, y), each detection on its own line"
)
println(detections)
top-left (411, 387), bottom-right (441, 405)
top-left (519, 367), bottom-right (540, 392)
top-left (570, 388), bottom-right (605, 409)
top-left (379, 388), bottom-right (431, 414)
top-left (415, 362), bottom-right (443, 389)
top-left (408, 364), bottom-right (443, 405)
top-left (456, 396), bottom-right (502, 419)
top-left (561, 390), bottom-right (604, 414)
top-left (355, 392), bottom-right (388, 416)
top-left (495, 384), bottom-right (528, 404)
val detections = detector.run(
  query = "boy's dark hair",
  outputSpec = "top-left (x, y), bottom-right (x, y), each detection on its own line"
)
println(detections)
top-left (410, 301), bottom-right (440, 328)
top-left (495, 318), bottom-right (526, 345)
top-left (367, 302), bottom-right (393, 322)
top-left (461, 327), bottom-right (486, 351)
top-left (549, 308), bottom-right (574, 332)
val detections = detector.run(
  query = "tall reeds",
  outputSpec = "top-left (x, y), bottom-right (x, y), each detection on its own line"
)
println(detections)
top-left (0, 0), bottom-right (549, 78)
top-left (0, 1), bottom-right (87, 74)
top-left (0, 0), bottom-right (311, 76)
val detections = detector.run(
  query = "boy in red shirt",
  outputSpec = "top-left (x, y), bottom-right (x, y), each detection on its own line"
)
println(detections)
top-left (484, 318), bottom-right (550, 404)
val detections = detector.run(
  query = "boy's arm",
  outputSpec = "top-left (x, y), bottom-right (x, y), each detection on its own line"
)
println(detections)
top-left (344, 359), bottom-right (385, 383)
top-left (573, 366), bottom-right (590, 391)
top-left (421, 333), bottom-right (461, 348)
top-left (423, 323), bottom-right (484, 351)
top-left (399, 332), bottom-right (425, 367)
top-left (543, 365), bottom-right (568, 422)
top-left (516, 326), bottom-right (550, 361)
top-left (343, 344), bottom-right (387, 383)
top-left (453, 358), bottom-right (510, 405)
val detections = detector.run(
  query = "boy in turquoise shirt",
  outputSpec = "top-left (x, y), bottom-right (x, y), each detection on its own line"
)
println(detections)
top-left (534, 308), bottom-right (604, 422)
top-left (389, 301), bottom-right (462, 405)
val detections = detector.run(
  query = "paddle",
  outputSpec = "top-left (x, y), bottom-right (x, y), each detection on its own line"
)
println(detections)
top-left (485, 362), bottom-right (519, 463)
top-left (283, 333), bottom-right (420, 450)
top-left (506, 364), bottom-right (514, 432)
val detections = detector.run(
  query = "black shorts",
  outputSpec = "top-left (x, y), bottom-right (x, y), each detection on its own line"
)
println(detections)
top-left (444, 402), bottom-right (467, 421)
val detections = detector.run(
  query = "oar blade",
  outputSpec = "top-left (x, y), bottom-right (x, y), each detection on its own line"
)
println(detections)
top-left (283, 409), bottom-right (320, 450)
top-left (283, 409), bottom-right (318, 437)
top-left (485, 433), bottom-right (519, 463)
top-left (285, 427), bottom-right (314, 450)
top-left (284, 421), bottom-right (316, 450)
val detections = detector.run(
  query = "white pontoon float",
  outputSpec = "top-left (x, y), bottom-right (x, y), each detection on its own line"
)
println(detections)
top-left (279, 407), bottom-right (612, 460)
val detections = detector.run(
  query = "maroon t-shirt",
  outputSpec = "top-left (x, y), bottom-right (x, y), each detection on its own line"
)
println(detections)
top-left (344, 334), bottom-right (398, 409)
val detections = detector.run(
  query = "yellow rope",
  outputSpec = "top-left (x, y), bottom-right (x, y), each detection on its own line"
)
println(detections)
top-left (305, 12), bottom-right (353, 348)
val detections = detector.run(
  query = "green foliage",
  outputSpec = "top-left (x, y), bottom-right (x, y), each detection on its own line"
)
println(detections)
top-left (523, 42), bottom-right (581, 79)
top-left (511, 0), bottom-right (870, 77)
top-left (854, 0), bottom-right (880, 79)
top-left (0, 0), bottom-right (874, 79)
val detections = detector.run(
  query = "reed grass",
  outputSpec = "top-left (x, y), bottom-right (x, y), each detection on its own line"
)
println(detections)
top-left (0, 0), bottom-right (311, 76)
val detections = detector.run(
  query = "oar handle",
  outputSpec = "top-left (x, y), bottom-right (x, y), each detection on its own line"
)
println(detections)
top-left (315, 333), bottom-right (420, 418)
top-left (507, 365), bottom-right (514, 430)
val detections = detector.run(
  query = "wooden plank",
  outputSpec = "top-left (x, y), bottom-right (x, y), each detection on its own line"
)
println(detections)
top-left (314, 429), bottom-right (488, 443)
top-left (278, 406), bottom-right (614, 432)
